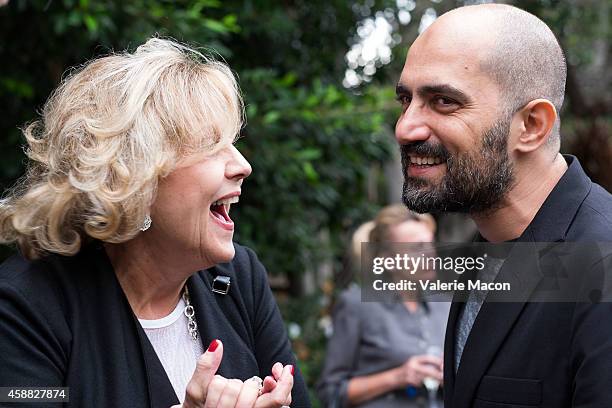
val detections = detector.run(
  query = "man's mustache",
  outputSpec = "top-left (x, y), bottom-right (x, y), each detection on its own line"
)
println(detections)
top-left (400, 142), bottom-right (450, 161)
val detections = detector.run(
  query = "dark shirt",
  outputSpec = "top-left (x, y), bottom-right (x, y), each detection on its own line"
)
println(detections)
top-left (0, 242), bottom-right (311, 407)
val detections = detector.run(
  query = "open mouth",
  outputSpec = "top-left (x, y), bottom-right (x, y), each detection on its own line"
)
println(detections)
top-left (210, 196), bottom-right (239, 228)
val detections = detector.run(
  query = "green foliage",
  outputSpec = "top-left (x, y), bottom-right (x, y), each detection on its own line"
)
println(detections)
top-left (0, 0), bottom-right (239, 188)
top-left (0, 3), bottom-right (400, 398)
top-left (234, 72), bottom-right (394, 288)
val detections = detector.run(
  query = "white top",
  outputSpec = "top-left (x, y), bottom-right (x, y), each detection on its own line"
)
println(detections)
top-left (139, 298), bottom-right (204, 403)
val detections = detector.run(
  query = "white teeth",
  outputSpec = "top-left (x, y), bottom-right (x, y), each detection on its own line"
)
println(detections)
top-left (212, 196), bottom-right (239, 207)
top-left (410, 156), bottom-right (444, 165)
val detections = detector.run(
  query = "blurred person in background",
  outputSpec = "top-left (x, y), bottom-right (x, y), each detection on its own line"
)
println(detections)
top-left (0, 38), bottom-right (309, 408)
top-left (317, 204), bottom-right (449, 408)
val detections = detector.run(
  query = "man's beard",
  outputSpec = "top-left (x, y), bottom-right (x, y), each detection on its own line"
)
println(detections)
top-left (401, 117), bottom-right (515, 214)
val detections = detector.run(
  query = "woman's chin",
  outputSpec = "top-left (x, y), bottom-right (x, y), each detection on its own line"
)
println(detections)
top-left (214, 244), bottom-right (236, 264)
top-left (195, 236), bottom-right (237, 268)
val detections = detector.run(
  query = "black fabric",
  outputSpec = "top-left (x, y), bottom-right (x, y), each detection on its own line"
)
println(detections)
top-left (0, 242), bottom-right (310, 408)
top-left (443, 155), bottom-right (612, 408)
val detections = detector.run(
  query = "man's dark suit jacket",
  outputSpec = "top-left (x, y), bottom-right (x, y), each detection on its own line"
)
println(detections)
top-left (0, 242), bottom-right (310, 407)
top-left (444, 155), bottom-right (612, 408)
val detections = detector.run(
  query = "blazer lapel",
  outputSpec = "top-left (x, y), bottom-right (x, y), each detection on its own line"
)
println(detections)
top-left (451, 239), bottom-right (543, 408)
top-left (443, 292), bottom-right (463, 406)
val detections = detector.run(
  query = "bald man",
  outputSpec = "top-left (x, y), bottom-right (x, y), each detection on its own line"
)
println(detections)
top-left (395, 4), bottom-right (612, 408)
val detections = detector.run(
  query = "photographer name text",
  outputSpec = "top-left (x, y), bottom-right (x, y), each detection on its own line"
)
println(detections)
top-left (372, 279), bottom-right (511, 292)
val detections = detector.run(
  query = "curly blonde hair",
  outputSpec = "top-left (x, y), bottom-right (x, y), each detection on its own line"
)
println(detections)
top-left (0, 38), bottom-right (243, 259)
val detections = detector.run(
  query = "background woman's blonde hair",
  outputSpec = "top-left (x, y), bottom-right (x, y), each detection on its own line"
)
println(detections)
top-left (369, 204), bottom-right (435, 244)
top-left (0, 37), bottom-right (243, 259)
top-left (340, 204), bottom-right (435, 287)
top-left (351, 204), bottom-right (436, 259)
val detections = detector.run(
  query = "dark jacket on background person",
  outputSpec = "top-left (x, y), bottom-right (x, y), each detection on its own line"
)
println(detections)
top-left (0, 242), bottom-right (310, 408)
top-left (444, 155), bottom-right (612, 408)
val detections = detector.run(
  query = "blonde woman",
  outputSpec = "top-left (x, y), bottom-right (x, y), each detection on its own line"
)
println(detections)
top-left (317, 205), bottom-right (449, 408)
top-left (0, 38), bottom-right (308, 408)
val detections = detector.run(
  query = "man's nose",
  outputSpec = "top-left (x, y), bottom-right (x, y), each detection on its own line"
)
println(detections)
top-left (395, 105), bottom-right (432, 145)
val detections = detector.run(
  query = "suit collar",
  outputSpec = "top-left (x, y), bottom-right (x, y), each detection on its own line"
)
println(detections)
top-left (444, 155), bottom-right (592, 408)
top-left (472, 155), bottom-right (591, 243)
top-left (450, 242), bottom-right (542, 407)
top-left (519, 155), bottom-right (591, 243)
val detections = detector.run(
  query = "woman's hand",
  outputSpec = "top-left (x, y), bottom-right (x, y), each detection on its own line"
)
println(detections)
top-left (395, 354), bottom-right (443, 387)
top-left (255, 364), bottom-right (293, 407)
top-left (204, 365), bottom-right (293, 408)
top-left (260, 362), bottom-right (288, 394)
top-left (172, 339), bottom-right (294, 408)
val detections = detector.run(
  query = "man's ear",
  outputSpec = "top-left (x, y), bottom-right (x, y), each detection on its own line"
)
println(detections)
top-left (513, 99), bottom-right (557, 153)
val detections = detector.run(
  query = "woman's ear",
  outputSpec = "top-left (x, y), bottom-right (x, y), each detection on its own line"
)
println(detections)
top-left (513, 99), bottom-right (557, 153)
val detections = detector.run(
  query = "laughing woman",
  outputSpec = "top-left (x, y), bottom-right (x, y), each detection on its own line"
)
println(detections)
top-left (0, 38), bottom-right (309, 408)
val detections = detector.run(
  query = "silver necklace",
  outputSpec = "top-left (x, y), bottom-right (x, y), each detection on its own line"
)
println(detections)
top-left (182, 285), bottom-right (199, 341)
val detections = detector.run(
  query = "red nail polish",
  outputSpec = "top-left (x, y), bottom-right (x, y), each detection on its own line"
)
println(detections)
top-left (289, 365), bottom-right (295, 376)
top-left (208, 339), bottom-right (220, 352)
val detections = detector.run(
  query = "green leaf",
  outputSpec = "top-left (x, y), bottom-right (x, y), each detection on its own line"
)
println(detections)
top-left (305, 94), bottom-right (319, 107)
top-left (84, 14), bottom-right (98, 32)
top-left (263, 111), bottom-right (281, 124)
top-left (295, 148), bottom-right (322, 161)
top-left (302, 162), bottom-right (319, 183)
top-left (67, 10), bottom-right (81, 27)
top-left (222, 14), bottom-right (239, 32)
top-left (0, 78), bottom-right (34, 99)
top-left (246, 104), bottom-right (258, 118)
top-left (203, 18), bottom-right (231, 34)
top-left (280, 72), bottom-right (297, 87)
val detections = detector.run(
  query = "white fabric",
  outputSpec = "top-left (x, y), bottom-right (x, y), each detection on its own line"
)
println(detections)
top-left (139, 298), bottom-right (204, 403)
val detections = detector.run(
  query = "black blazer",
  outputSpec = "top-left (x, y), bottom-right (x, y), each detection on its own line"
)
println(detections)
top-left (443, 155), bottom-right (612, 408)
top-left (0, 242), bottom-right (310, 408)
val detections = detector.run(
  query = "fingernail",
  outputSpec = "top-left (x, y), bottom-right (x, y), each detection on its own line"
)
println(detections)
top-left (208, 339), bottom-right (220, 352)
top-left (289, 365), bottom-right (294, 376)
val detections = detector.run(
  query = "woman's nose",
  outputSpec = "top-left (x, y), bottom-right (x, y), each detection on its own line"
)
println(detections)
top-left (226, 145), bottom-right (252, 181)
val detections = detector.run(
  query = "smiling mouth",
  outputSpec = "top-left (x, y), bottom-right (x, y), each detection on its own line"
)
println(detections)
top-left (408, 155), bottom-right (445, 167)
top-left (210, 196), bottom-right (239, 225)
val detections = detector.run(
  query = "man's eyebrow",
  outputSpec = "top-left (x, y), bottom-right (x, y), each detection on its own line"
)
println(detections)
top-left (418, 84), bottom-right (472, 104)
top-left (396, 84), bottom-right (411, 95)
